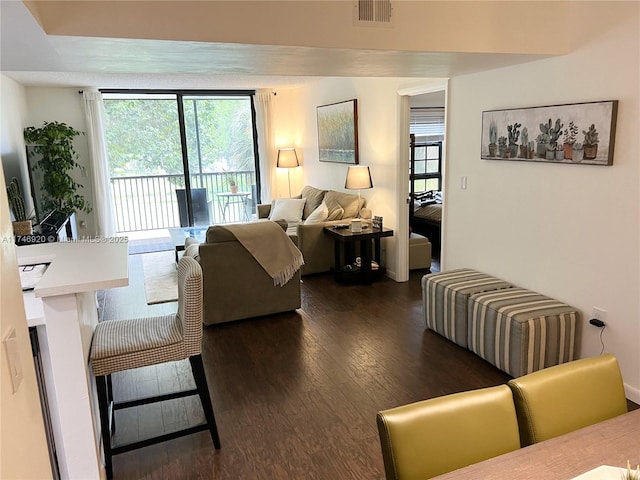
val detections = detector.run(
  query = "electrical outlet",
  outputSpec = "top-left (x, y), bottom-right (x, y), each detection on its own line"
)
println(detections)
top-left (592, 307), bottom-right (607, 323)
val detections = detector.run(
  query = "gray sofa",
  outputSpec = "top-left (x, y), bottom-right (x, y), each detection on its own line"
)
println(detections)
top-left (185, 223), bottom-right (301, 325)
top-left (257, 185), bottom-right (369, 276)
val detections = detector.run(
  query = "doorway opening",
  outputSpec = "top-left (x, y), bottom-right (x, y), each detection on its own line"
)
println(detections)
top-left (408, 93), bottom-right (446, 272)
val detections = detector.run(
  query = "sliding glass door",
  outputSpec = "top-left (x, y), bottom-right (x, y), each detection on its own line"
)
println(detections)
top-left (103, 91), bottom-right (259, 233)
top-left (182, 95), bottom-right (259, 225)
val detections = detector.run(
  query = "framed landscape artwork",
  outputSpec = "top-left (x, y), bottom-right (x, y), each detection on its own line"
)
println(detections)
top-left (481, 100), bottom-right (618, 166)
top-left (317, 99), bottom-right (358, 164)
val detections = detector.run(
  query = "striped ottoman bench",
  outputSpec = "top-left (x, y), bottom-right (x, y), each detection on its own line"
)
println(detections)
top-left (421, 269), bottom-right (514, 348)
top-left (468, 288), bottom-right (579, 378)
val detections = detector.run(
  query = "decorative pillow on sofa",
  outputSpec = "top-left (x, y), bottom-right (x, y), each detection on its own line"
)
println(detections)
top-left (303, 201), bottom-right (329, 224)
top-left (323, 191), bottom-right (365, 220)
top-left (300, 185), bottom-right (327, 219)
top-left (268, 198), bottom-right (307, 223)
top-left (184, 243), bottom-right (200, 262)
top-left (327, 205), bottom-right (344, 221)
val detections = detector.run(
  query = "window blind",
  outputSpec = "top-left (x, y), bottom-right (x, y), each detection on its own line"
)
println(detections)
top-left (410, 107), bottom-right (445, 137)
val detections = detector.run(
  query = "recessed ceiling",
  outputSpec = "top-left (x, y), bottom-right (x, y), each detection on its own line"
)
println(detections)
top-left (1, 1), bottom-right (550, 89)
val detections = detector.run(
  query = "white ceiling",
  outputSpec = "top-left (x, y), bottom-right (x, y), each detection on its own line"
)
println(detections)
top-left (0, 1), bottom-right (548, 89)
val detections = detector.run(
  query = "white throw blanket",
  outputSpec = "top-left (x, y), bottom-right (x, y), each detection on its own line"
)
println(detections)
top-left (221, 222), bottom-right (304, 286)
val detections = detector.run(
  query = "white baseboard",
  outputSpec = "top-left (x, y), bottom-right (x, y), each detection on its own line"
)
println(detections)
top-left (624, 382), bottom-right (640, 405)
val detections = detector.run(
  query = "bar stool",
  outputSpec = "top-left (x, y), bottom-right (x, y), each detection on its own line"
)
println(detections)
top-left (90, 256), bottom-right (220, 479)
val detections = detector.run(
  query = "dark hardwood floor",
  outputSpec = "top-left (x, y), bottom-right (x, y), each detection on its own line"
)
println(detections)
top-left (98, 254), bottom-right (635, 479)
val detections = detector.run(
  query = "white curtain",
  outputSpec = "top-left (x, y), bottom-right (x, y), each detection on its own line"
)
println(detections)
top-left (254, 90), bottom-right (277, 203)
top-left (82, 89), bottom-right (116, 237)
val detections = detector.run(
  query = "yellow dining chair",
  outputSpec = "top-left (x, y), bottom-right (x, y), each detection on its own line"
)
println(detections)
top-left (507, 353), bottom-right (627, 447)
top-left (376, 385), bottom-right (521, 480)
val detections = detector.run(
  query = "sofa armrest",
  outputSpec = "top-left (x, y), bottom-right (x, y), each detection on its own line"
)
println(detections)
top-left (257, 203), bottom-right (271, 219)
top-left (296, 220), bottom-right (347, 275)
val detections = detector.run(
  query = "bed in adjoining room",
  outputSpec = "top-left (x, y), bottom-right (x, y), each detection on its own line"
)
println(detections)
top-left (410, 190), bottom-right (442, 253)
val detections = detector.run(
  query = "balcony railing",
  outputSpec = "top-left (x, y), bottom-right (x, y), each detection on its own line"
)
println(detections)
top-left (111, 171), bottom-right (256, 233)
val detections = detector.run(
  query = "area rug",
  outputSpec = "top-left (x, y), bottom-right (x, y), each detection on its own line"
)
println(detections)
top-left (142, 251), bottom-right (178, 304)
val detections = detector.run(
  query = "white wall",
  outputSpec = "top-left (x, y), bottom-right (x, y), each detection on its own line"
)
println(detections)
top-left (1, 75), bottom-right (34, 217)
top-left (25, 87), bottom-right (95, 235)
top-left (444, 5), bottom-right (640, 400)
top-left (0, 74), bottom-right (53, 479)
top-left (275, 77), bottom-right (429, 277)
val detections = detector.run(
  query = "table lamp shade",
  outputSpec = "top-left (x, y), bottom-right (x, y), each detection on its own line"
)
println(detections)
top-left (277, 148), bottom-right (299, 169)
top-left (277, 148), bottom-right (299, 197)
top-left (345, 165), bottom-right (373, 190)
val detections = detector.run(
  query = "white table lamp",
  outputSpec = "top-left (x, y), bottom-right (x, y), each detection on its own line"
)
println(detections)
top-left (345, 165), bottom-right (373, 202)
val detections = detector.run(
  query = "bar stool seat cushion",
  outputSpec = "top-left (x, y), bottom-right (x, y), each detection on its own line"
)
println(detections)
top-left (91, 315), bottom-right (185, 377)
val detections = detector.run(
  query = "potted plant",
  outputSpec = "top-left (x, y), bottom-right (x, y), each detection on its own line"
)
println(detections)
top-left (23, 121), bottom-right (91, 216)
top-left (555, 143), bottom-right (565, 161)
top-left (520, 127), bottom-right (529, 158)
top-left (572, 142), bottom-right (584, 161)
top-left (498, 136), bottom-right (508, 158)
top-left (227, 174), bottom-right (238, 193)
top-left (507, 122), bottom-right (521, 158)
top-left (545, 144), bottom-right (556, 160)
top-left (563, 121), bottom-right (578, 160)
top-left (622, 461), bottom-right (640, 480)
top-left (6, 177), bottom-right (33, 235)
top-left (536, 132), bottom-right (551, 158)
top-left (536, 119), bottom-right (552, 157)
top-left (537, 118), bottom-right (563, 158)
top-left (488, 119), bottom-right (498, 157)
top-left (548, 118), bottom-right (564, 150)
top-left (582, 124), bottom-right (599, 160)
top-left (527, 141), bottom-right (535, 159)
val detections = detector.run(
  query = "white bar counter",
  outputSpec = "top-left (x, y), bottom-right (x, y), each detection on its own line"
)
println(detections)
top-left (18, 239), bottom-right (129, 480)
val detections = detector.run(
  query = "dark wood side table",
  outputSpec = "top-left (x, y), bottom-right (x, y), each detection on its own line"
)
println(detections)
top-left (324, 226), bottom-right (394, 285)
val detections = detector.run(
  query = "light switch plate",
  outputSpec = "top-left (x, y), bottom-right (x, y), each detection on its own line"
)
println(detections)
top-left (3, 328), bottom-right (24, 394)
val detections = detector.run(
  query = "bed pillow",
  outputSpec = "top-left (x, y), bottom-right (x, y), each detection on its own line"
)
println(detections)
top-left (304, 201), bottom-right (329, 224)
top-left (268, 198), bottom-right (306, 223)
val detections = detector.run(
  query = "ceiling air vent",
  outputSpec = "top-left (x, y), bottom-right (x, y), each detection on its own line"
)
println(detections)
top-left (353, 0), bottom-right (393, 27)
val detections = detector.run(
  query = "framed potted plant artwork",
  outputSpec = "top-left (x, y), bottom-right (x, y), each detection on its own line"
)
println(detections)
top-left (317, 99), bottom-right (359, 164)
top-left (481, 100), bottom-right (618, 165)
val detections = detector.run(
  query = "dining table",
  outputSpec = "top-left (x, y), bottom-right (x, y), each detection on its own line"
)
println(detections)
top-left (431, 408), bottom-right (640, 480)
